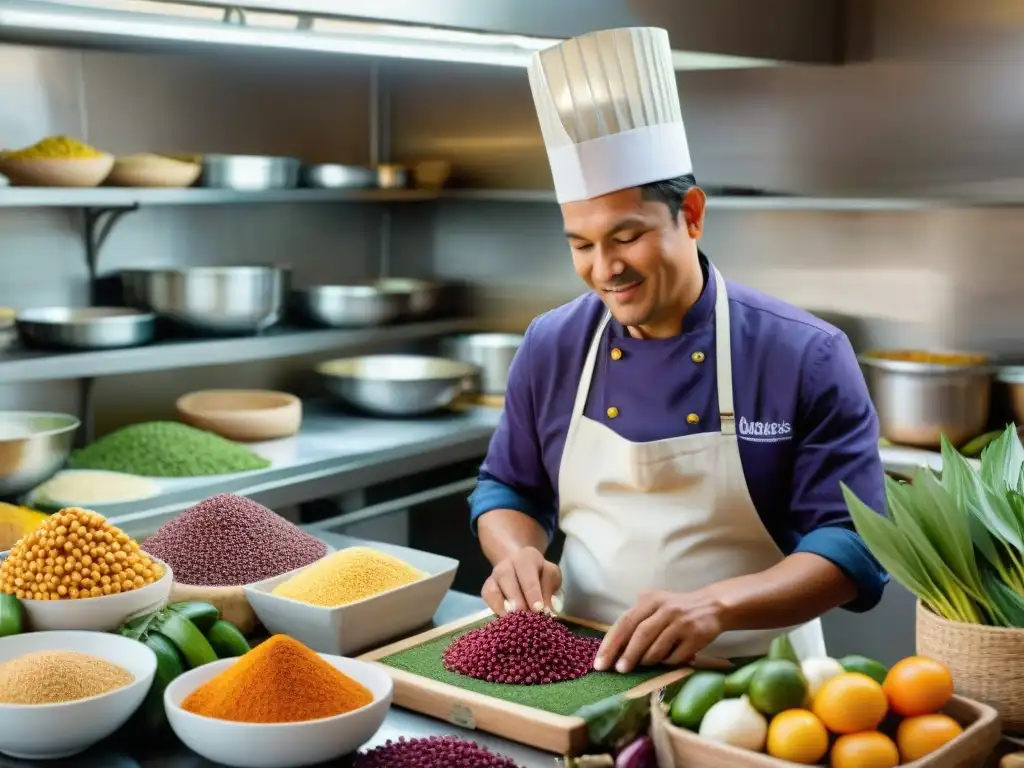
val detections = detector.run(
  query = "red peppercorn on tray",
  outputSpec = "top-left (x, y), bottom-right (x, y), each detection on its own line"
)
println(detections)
top-left (359, 609), bottom-right (701, 755)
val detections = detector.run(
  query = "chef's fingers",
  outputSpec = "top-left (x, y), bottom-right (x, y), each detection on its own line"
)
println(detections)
top-left (664, 636), bottom-right (703, 668)
top-left (595, 600), bottom-right (658, 672)
top-left (492, 561), bottom-right (528, 615)
top-left (481, 576), bottom-right (507, 616)
top-left (539, 562), bottom-right (562, 610)
top-left (513, 555), bottom-right (547, 613)
top-left (617, 610), bottom-right (673, 673)
top-left (639, 621), bottom-right (683, 667)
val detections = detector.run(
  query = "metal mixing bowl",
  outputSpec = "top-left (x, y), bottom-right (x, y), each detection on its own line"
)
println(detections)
top-left (301, 164), bottom-right (376, 189)
top-left (201, 155), bottom-right (300, 190)
top-left (292, 284), bottom-right (405, 328)
top-left (440, 333), bottom-right (524, 395)
top-left (859, 350), bottom-right (993, 449)
top-left (16, 307), bottom-right (156, 350)
top-left (377, 278), bottom-right (441, 318)
top-left (121, 266), bottom-right (288, 334)
top-left (317, 355), bottom-right (480, 416)
top-left (0, 412), bottom-right (80, 498)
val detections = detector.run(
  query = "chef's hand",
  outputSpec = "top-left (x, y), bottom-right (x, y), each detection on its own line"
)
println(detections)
top-left (481, 546), bottom-right (561, 616)
top-left (595, 588), bottom-right (724, 673)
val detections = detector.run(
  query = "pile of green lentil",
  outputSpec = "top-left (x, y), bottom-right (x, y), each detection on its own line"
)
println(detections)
top-left (68, 422), bottom-right (271, 477)
top-left (380, 617), bottom-right (664, 716)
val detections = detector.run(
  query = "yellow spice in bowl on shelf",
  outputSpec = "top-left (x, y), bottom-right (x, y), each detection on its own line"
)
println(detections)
top-left (0, 507), bottom-right (163, 601)
top-left (272, 547), bottom-right (426, 607)
top-left (5, 136), bottom-right (105, 160)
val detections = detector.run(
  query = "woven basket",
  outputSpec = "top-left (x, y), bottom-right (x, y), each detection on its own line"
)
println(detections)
top-left (650, 689), bottom-right (1000, 768)
top-left (917, 600), bottom-right (1024, 733)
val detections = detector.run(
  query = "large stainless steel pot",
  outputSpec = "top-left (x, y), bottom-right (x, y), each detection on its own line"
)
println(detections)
top-left (121, 266), bottom-right (288, 334)
top-left (317, 355), bottom-right (479, 416)
top-left (859, 350), bottom-right (993, 449)
top-left (0, 412), bottom-right (79, 497)
top-left (201, 155), bottom-right (300, 190)
top-left (440, 333), bottom-right (524, 395)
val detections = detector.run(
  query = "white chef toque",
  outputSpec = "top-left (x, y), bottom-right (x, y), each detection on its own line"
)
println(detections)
top-left (528, 27), bottom-right (692, 204)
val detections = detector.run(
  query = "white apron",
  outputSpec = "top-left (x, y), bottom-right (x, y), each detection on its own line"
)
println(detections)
top-left (556, 267), bottom-right (826, 660)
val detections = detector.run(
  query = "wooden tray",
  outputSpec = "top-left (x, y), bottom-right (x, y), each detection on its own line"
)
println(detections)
top-left (650, 691), bottom-right (1001, 768)
top-left (359, 609), bottom-right (692, 755)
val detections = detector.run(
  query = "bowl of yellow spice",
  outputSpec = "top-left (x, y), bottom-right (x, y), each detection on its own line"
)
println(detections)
top-left (0, 506), bottom-right (172, 631)
top-left (0, 136), bottom-right (114, 187)
top-left (244, 536), bottom-right (457, 656)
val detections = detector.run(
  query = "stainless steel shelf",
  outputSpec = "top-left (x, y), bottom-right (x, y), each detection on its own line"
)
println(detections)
top-left (0, 318), bottom-right (477, 383)
top-left (0, 187), bottom-right (437, 208)
top-left (105, 405), bottom-right (502, 538)
top-left (440, 189), bottom-right (953, 211)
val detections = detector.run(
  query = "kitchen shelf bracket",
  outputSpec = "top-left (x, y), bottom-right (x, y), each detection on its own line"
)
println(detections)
top-left (81, 204), bottom-right (139, 297)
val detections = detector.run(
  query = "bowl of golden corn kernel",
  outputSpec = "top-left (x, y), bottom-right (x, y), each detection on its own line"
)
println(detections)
top-left (0, 136), bottom-right (114, 188)
top-left (0, 507), bottom-right (172, 631)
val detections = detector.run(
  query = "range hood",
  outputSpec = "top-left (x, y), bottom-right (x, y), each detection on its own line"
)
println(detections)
top-left (0, 0), bottom-right (843, 69)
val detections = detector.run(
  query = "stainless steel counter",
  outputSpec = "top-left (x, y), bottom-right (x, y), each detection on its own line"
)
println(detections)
top-left (0, 590), bottom-right (558, 768)
top-left (102, 404), bottom-right (501, 538)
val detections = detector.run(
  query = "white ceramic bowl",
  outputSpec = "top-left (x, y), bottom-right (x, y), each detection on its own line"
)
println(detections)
top-left (17, 559), bottom-right (173, 632)
top-left (243, 536), bottom-right (458, 656)
top-left (0, 630), bottom-right (157, 759)
top-left (165, 654), bottom-right (393, 768)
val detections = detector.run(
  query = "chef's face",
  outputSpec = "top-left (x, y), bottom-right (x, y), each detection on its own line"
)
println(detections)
top-left (562, 186), bottom-right (706, 333)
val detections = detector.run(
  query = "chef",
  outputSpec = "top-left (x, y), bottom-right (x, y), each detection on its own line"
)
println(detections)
top-left (470, 26), bottom-right (888, 673)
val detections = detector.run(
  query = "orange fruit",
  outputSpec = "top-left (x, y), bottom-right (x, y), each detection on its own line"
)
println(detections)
top-left (897, 713), bottom-right (964, 761)
top-left (766, 709), bottom-right (829, 764)
top-left (883, 656), bottom-right (954, 716)
top-left (830, 732), bottom-right (900, 768)
top-left (811, 672), bottom-right (888, 734)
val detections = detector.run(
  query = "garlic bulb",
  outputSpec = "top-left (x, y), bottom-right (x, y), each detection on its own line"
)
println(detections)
top-left (697, 695), bottom-right (768, 751)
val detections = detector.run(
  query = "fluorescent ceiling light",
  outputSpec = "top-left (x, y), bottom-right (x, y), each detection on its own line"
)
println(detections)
top-left (3, 0), bottom-right (782, 70)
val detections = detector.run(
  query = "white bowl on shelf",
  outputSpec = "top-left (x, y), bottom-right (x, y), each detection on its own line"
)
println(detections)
top-left (164, 654), bottom-right (393, 768)
top-left (16, 559), bottom-right (172, 632)
top-left (243, 536), bottom-right (458, 656)
top-left (0, 630), bottom-right (157, 759)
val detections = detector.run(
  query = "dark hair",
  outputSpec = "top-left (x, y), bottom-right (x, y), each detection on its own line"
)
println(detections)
top-left (640, 174), bottom-right (697, 220)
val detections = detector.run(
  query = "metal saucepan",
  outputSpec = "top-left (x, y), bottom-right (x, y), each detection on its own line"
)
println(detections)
top-left (121, 266), bottom-right (289, 335)
top-left (291, 284), bottom-right (405, 328)
top-left (0, 411), bottom-right (80, 498)
top-left (858, 349), bottom-right (993, 449)
top-left (16, 307), bottom-right (156, 350)
top-left (317, 355), bottom-right (480, 416)
top-left (301, 164), bottom-right (376, 189)
top-left (201, 155), bottom-right (300, 190)
top-left (440, 333), bottom-right (524, 395)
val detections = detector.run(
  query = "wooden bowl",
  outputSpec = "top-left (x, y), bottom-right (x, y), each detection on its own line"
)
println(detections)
top-left (107, 154), bottom-right (201, 188)
top-left (176, 389), bottom-right (301, 442)
top-left (0, 155), bottom-right (114, 187)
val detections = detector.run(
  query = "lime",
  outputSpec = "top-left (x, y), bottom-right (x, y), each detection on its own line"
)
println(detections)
top-left (669, 671), bottom-right (726, 730)
top-left (768, 634), bottom-right (800, 664)
top-left (724, 659), bottom-right (765, 697)
top-left (838, 654), bottom-right (889, 686)
top-left (748, 659), bottom-right (809, 716)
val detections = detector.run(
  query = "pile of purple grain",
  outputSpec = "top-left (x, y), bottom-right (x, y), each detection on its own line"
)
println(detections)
top-left (141, 493), bottom-right (327, 586)
top-left (356, 736), bottom-right (520, 768)
top-left (443, 611), bottom-right (601, 685)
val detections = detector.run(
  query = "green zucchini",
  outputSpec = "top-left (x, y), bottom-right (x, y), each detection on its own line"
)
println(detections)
top-left (206, 620), bottom-right (250, 658)
top-left (168, 601), bottom-right (220, 634)
top-left (0, 594), bottom-right (23, 637)
top-left (154, 610), bottom-right (217, 668)
top-left (139, 632), bottom-right (186, 731)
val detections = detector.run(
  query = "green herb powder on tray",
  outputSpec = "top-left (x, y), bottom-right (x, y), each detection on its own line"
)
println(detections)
top-left (380, 619), bottom-right (665, 716)
top-left (68, 421), bottom-right (271, 477)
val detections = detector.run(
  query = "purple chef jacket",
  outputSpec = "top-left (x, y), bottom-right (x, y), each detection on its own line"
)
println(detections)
top-left (470, 255), bottom-right (889, 612)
